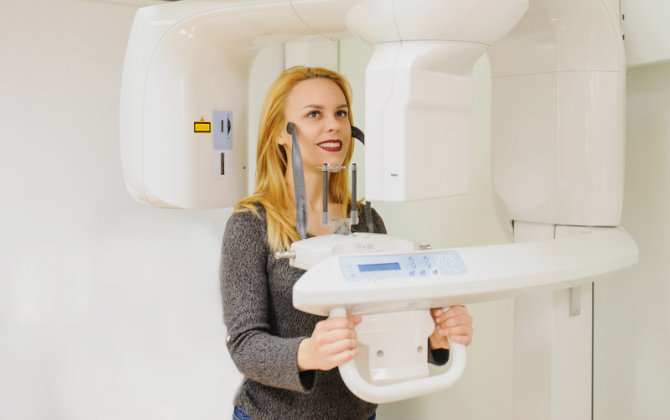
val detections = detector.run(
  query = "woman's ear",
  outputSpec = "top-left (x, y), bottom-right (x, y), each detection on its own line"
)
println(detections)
top-left (277, 126), bottom-right (290, 148)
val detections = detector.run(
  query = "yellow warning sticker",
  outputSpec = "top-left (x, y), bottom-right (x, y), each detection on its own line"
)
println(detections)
top-left (194, 116), bottom-right (211, 133)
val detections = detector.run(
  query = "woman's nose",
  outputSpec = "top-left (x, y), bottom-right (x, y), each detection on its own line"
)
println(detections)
top-left (325, 115), bottom-right (342, 132)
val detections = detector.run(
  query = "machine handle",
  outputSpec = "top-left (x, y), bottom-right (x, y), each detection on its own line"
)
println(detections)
top-left (330, 308), bottom-right (467, 404)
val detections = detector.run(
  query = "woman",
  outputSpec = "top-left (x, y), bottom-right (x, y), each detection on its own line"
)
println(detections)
top-left (220, 66), bottom-right (473, 420)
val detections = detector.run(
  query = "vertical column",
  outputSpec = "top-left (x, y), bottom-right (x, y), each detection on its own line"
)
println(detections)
top-left (247, 44), bottom-right (285, 194)
top-left (513, 222), bottom-right (593, 420)
top-left (552, 225), bottom-right (594, 420)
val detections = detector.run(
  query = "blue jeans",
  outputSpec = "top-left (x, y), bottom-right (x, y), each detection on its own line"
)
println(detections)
top-left (232, 406), bottom-right (252, 420)
top-left (233, 406), bottom-right (376, 420)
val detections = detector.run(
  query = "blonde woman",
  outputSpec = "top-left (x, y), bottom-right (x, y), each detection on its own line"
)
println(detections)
top-left (220, 66), bottom-right (473, 420)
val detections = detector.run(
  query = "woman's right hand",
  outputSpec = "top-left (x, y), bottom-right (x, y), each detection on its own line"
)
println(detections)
top-left (298, 314), bottom-right (362, 371)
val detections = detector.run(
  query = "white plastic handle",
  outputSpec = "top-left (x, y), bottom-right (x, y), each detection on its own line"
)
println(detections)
top-left (330, 308), bottom-right (467, 404)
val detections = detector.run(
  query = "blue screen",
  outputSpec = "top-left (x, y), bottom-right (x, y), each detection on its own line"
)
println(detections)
top-left (358, 262), bottom-right (401, 272)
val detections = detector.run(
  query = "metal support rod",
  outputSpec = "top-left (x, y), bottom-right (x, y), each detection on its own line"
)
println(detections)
top-left (351, 163), bottom-right (358, 225)
top-left (569, 286), bottom-right (581, 316)
top-left (322, 163), bottom-right (328, 225)
top-left (287, 122), bottom-right (308, 239)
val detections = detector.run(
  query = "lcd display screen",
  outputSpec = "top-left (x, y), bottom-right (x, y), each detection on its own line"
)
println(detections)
top-left (358, 262), bottom-right (401, 272)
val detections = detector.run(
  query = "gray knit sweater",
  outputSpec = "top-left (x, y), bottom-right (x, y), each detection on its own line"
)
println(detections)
top-left (220, 204), bottom-right (447, 419)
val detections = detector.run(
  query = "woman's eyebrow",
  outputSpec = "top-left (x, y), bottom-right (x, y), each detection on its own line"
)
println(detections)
top-left (301, 104), bottom-right (348, 109)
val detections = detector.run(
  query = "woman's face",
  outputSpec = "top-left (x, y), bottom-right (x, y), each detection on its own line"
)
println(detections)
top-left (278, 78), bottom-right (352, 173)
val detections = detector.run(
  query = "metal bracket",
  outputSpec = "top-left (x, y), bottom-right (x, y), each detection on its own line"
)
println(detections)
top-left (569, 287), bottom-right (581, 316)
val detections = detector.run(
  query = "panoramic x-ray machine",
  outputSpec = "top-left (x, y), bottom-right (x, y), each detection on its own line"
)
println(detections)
top-left (120, 0), bottom-right (637, 418)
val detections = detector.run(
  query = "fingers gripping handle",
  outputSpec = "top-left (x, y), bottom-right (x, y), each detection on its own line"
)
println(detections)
top-left (329, 308), bottom-right (467, 404)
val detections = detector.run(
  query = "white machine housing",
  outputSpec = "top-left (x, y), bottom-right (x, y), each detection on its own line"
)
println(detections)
top-left (120, 0), bottom-right (637, 410)
top-left (120, 0), bottom-right (625, 219)
top-left (120, 0), bottom-right (531, 207)
top-left (489, 0), bottom-right (626, 229)
top-left (120, 0), bottom-right (364, 209)
top-left (347, 0), bottom-right (528, 201)
top-left (293, 227), bottom-right (637, 316)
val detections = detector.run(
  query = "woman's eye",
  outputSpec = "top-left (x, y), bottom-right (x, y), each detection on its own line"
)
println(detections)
top-left (307, 110), bottom-right (319, 118)
top-left (336, 110), bottom-right (348, 117)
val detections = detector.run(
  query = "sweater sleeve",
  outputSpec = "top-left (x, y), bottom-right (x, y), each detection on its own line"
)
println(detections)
top-left (429, 348), bottom-right (450, 365)
top-left (352, 203), bottom-right (387, 234)
top-left (369, 206), bottom-right (387, 234)
top-left (220, 210), bottom-right (312, 393)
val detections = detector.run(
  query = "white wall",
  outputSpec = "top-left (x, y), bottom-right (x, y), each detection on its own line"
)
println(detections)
top-left (2, 1), bottom-right (669, 420)
top-left (593, 61), bottom-right (670, 420)
top-left (622, 0), bottom-right (670, 66)
top-left (0, 1), bottom-right (240, 419)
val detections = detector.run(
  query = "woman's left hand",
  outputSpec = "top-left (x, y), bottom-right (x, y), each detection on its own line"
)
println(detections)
top-left (429, 305), bottom-right (473, 350)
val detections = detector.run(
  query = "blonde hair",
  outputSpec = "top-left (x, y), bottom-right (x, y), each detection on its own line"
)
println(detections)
top-left (235, 66), bottom-right (356, 252)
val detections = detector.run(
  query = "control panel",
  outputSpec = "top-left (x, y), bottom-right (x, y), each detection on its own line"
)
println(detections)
top-left (340, 251), bottom-right (467, 282)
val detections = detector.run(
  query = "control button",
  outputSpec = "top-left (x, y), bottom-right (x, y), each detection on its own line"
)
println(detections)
top-left (420, 270), bottom-right (426, 276)
top-left (432, 268), bottom-right (438, 275)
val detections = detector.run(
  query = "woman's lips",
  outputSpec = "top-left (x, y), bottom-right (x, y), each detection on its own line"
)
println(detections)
top-left (317, 139), bottom-right (343, 152)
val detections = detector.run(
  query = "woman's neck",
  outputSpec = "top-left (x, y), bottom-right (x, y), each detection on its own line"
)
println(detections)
top-left (285, 164), bottom-right (326, 209)
top-left (284, 165), bottom-right (345, 235)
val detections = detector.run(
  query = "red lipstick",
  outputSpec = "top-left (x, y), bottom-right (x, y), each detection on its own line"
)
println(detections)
top-left (317, 139), bottom-right (343, 152)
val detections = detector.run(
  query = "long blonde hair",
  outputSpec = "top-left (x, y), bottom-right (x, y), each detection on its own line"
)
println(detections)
top-left (235, 66), bottom-right (356, 252)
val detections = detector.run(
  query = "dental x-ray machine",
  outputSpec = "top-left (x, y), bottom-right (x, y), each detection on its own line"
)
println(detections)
top-left (120, 0), bottom-right (637, 417)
